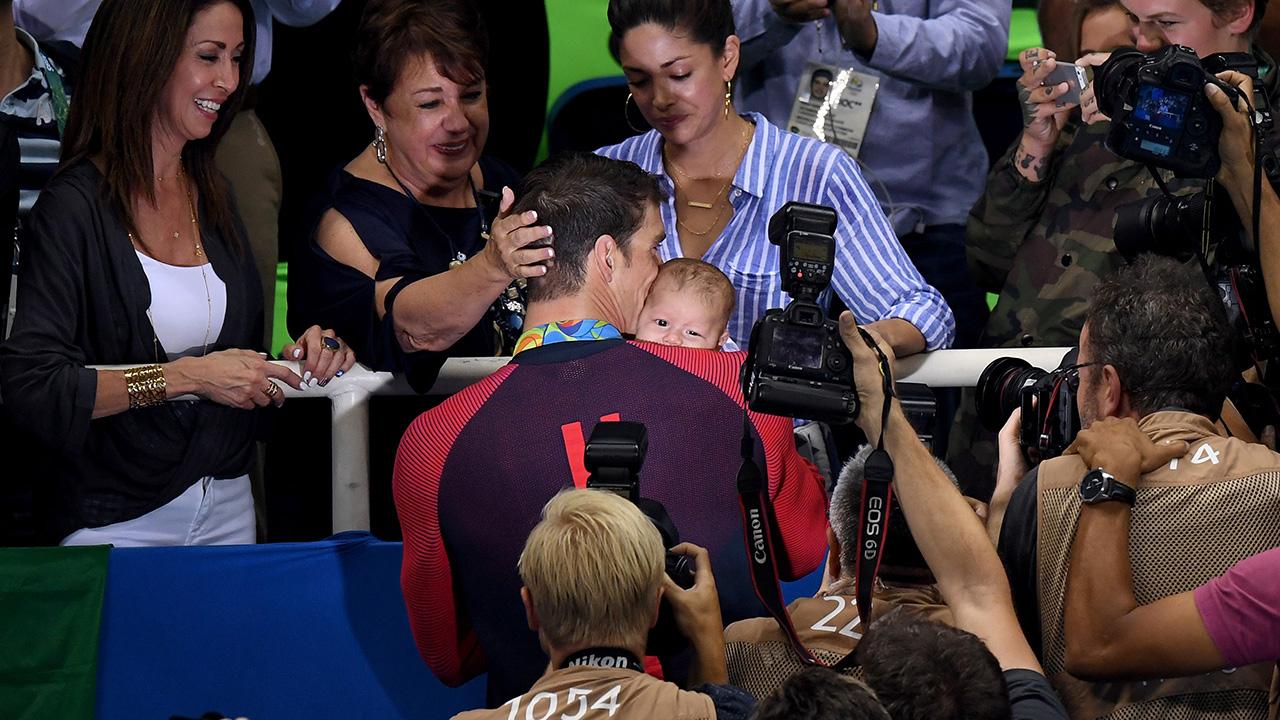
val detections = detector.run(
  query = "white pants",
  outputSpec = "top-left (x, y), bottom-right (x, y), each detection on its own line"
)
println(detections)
top-left (61, 475), bottom-right (256, 547)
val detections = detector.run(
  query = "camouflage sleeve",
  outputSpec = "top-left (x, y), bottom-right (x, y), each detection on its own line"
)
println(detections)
top-left (966, 136), bottom-right (1061, 293)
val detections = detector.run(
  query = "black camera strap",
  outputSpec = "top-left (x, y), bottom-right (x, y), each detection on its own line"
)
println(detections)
top-left (853, 327), bottom-right (896, 625)
top-left (734, 327), bottom-right (895, 669)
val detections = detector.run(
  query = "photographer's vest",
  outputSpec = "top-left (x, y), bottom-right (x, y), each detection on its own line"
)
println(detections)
top-left (1037, 411), bottom-right (1280, 720)
top-left (451, 662), bottom-right (716, 720)
top-left (723, 582), bottom-right (952, 700)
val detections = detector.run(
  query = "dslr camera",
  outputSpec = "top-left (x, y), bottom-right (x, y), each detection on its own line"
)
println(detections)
top-left (741, 202), bottom-right (858, 423)
top-left (975, 351), bottom-right (1080, 465)
top-left (1094, 45), bottom-right (1249, 178)
top-left (583, 421), bottom-right (695, 655)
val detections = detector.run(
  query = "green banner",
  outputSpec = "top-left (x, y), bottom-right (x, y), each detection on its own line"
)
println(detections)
top-left (0, 545), bottom-right (110, 720)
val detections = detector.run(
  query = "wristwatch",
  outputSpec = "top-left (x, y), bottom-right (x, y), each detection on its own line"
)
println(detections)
top-left (1078, 469), bottom-right (1136, 505)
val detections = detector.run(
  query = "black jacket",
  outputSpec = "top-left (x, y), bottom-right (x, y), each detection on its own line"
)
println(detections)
top-left (0, 159), bottom-right (267, 538)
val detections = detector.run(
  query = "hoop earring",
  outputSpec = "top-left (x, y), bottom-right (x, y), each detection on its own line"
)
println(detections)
top-left (623, 93), bottom-right (647, 135)
top-left (724, 81), bottom-right (733, 119)
top-left (373, 126), bottom-right (387, 164)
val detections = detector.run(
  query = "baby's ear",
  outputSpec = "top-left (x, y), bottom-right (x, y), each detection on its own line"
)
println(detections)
top-left (719, 329), bottom-right (732, 348)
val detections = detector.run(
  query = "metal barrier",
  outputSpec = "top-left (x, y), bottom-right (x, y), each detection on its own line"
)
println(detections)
top-left (101, 347), bottom-right (1072, 532)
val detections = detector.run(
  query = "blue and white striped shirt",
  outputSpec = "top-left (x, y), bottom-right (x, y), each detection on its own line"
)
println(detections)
top-left (596, 113), bottom-right (955, 350)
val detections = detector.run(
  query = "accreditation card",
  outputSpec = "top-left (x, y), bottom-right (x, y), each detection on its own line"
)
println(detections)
top-left (785, 61), bottom-right (881, 158)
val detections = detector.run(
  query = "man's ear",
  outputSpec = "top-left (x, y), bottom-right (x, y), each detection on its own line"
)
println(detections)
top-left (592, 234), bottom-right (619, 282)
top-left (521, 587), bottom-right (540, 632)
top-left (825, 525), bottom-right (842, 583)
top-left (649, 585), bottom-right (665, 630)
top-left (359, 85), bottom-right (387, 131)
top-left (1225, 1), bottom-right (1255, 36)
top-left (1101, 363), bottom-right (1126, 418)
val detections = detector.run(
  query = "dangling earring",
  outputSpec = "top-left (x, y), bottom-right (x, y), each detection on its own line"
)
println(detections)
top-left (623, 93), bottom-right (647, 135)
top-left (724, 81), bottom-right (733, 120)
top-left (373, 126), bottom-right (387, 164)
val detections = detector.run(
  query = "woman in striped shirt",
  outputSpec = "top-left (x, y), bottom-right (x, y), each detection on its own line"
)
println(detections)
top-left (597, 0), bottom-right (955, 356)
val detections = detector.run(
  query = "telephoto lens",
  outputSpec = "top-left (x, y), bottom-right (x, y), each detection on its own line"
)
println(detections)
top-left (975, 357), bottom-right (1045, 433)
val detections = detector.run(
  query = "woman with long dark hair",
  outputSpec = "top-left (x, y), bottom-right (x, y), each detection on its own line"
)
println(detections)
top-left (0, 0), bottom-right (355, 546)
top-left (596, 0), bottom-right (955, 357)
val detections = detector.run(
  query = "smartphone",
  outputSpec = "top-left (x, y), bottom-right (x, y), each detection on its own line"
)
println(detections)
top-left (1045, 62), bottom-right (1089, 107)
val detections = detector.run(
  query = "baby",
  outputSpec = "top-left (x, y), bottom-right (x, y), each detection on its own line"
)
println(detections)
top-left (635, 258), bottom-right (735, 350)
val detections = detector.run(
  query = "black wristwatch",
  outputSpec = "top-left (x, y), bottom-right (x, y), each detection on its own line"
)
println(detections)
top-left (1078, 469), bottom-right (1136, 505)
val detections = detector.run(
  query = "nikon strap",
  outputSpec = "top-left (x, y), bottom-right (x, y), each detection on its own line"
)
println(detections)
top-left (734, 326), bottom-right (895, 670)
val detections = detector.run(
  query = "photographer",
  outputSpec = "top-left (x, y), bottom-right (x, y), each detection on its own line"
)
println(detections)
top-left (451, 489), bottom-right (754, 720)
top-left (996, 255), bottom-right (1280, 718)
top-left (722, 444), bottom-right (956, 700)
top-left (1061, 417), bottom-right (1280, 682)
top-left (828, 313), bottom-right (1069, 719)
top-left (393, 153), bottom-right (827, 704)
top-left (950, 0), bottom-right (1276, 493)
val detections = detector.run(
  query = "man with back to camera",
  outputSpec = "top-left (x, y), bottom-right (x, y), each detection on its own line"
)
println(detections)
top-left (731, 0), bottom-right (1008, 351)
top-left (722, 444), bottom-right (955, 700)
top-left (392, 152), bottom-right (828, 705)
top-left (995, 254), bottom-right (1280, 718)
top-left (451, 488), bottom-right (755, 720)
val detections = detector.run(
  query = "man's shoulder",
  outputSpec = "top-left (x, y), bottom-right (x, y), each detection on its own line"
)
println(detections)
top-left (627, 341), bottom-right (746, 384)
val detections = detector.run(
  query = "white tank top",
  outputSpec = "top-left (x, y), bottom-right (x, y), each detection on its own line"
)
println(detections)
top-left (135, 250), bottom-right (228, 360)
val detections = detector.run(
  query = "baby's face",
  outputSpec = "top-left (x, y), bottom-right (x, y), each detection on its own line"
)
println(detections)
top-left (635, 285), bottom-right (726, 350)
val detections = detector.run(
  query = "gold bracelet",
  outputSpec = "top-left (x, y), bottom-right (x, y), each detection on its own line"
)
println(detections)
top-left (124, 364), bottom-right (167, 409)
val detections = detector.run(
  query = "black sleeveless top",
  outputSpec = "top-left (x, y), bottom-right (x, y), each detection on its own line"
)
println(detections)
top-left (288, 156), bottom-right (521, 392)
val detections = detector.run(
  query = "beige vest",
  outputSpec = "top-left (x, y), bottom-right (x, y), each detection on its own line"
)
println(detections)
top-left (452, 665), bottom-right (716, 720)
top-left (723, 583), bottom-right (952, 700)
top-left (1037, 411), bottom-right (1280, 720)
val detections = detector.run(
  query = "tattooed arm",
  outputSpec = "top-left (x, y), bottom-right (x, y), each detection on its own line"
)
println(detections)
top-left (1014, 47), bottom-right (1076, 182)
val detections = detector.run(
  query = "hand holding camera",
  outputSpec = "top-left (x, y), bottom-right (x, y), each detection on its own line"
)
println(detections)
top-left (1206, 71), bottom-right (1261, 209)
top-left (659, 542), bottom-right (727, 680)
top-left (837, 311), bottom-right (896, 441)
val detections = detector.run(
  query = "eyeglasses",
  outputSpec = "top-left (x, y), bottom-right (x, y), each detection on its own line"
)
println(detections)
top-left (1060, 361), bottom-right (1103, 392)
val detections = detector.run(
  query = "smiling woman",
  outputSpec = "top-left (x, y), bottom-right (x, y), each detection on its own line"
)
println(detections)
top-left (0, 0), bottom-right (356, 547)
top-left (287, 0), bottom-right (549, 392)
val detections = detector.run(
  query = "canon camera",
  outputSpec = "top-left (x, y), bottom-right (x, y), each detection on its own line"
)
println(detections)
top-left (741, 202), bottom-right (858, 423)
top-left (975, 351), bottom-right (1081, 465)
top-left (1094, 45), bottom-right (1249, 177)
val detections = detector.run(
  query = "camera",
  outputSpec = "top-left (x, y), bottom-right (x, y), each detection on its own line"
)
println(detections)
top-left (975, 351), bottom-right (1080, 465)
top-left (583, 421), bottom-right (694, 655)
top-left (1095, 45), bottom-right (1244, 178)
top-left (741, 202), bottom-right (858, 423)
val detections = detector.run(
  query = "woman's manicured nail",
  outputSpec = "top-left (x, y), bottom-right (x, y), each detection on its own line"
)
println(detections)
top-left (292, 348), bottom-right (302, 359)
top-left (303, 371), bottom-right (312, 383)
top-left (336, 370), bottom-right (345, 377)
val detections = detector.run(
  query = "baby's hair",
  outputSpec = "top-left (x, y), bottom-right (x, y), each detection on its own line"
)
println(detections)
top-left (654, 259), bottom-right (736, 323)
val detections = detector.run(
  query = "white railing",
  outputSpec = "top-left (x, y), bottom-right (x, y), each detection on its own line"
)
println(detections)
top-left (100, 347), bottom-right (1072, 532)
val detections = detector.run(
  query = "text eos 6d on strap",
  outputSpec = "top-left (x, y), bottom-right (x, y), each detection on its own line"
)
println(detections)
top-left (737, 202), bottom-right (896, 668)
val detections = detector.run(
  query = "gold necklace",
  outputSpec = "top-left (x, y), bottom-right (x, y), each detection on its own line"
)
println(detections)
top-left (665, 121), bottom-right (753, 236)
top-left (128, 164), bottom-right (213, 358)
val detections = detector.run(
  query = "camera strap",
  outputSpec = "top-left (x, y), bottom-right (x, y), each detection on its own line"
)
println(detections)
top-left (853, 327), bottom-right (896, 627)
top-left (736, 410), bottom-right (857, 668)
top-left (734, 326), bottom-right (895, 669)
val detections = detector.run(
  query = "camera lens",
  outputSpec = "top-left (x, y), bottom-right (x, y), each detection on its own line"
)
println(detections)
top-left (976, 357), bottom-right (1046, 432)
top-left (1093, 47), bottom-right (1146, 119)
